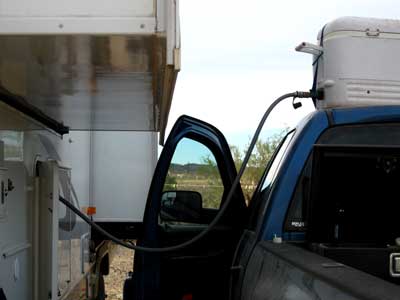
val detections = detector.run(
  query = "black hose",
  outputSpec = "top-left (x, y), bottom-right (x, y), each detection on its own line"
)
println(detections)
top-left (59, 91), bottom-right (311, 252)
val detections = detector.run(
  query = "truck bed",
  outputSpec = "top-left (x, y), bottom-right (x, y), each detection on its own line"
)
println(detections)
top-left (241, 241), bottom-right (400, 300)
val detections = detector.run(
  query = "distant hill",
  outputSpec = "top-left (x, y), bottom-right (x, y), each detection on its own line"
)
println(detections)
top-left (169, 163), bottom-right (204, 174)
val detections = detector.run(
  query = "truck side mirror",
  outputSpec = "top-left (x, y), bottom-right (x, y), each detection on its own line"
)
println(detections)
top-left (160, 191), bottom-right (203, 223)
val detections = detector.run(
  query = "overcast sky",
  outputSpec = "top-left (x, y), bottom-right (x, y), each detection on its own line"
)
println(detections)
top-left (165, 0), bottom-right (400, 149)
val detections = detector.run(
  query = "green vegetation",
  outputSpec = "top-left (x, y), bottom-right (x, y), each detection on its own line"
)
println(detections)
top-left (234, 132), bottom-right (286, 203)
top-left (163, 130), bottom-right (287, 209)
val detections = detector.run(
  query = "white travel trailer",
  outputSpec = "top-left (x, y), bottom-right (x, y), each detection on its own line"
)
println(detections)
top-left (0, 0), bottom-right (180, 299)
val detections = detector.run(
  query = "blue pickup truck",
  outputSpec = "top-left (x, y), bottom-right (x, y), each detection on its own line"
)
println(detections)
top-left (126, 105), bottom-right (400, 300)
top-left (119, 16), bottom-right (400, 300)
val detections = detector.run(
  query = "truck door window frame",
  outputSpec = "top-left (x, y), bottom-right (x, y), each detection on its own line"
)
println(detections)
top-left (261, 130), bottom-right (295, 191)
top-left (247, 130), bottom-right (295, 230)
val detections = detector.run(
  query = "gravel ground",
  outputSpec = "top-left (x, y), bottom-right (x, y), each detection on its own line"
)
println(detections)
top-left (104, 246), bottom-right (135, 300)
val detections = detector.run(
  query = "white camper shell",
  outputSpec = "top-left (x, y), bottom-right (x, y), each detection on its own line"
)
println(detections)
top-left (0, 1), bottom-right (180, 299)
top-left (297, 17), bottom-right (400, 109)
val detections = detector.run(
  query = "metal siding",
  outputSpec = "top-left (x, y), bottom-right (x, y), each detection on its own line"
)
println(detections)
top-left (0, 17), bottom-right (156, 34)
top-left (36, 130), bottom-right (156, 223)
top-left (92, 131), bottom-right (157, 222)
top-left (0, 0), bottom-right (154, 17)
top-left (0, 35), bottom-right (155, 131)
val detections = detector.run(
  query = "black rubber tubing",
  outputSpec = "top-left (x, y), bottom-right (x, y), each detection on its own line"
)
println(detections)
top-left (59, 91), bottom-right (311, 253)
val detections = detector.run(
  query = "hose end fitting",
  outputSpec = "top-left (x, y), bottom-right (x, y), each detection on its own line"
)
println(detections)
top-left (295, 91), bottom-right (312, 98)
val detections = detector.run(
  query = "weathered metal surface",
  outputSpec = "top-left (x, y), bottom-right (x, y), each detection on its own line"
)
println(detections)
top-left (0, 35), bottom-right (158, 131)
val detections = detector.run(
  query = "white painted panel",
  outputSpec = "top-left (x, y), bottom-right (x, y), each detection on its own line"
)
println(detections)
top-left (156, 0), bottom-right (166, 31)
top-left (0, 0), bottom-right (154, 17)
top-left (0, 162), bottom-right (32, 300)
top-left (92, 131), bottom-right (157, 222)
top-left (38, 161), bottom-right (59, 300)
top-left (29, 130), bottom-right (157, 223)
top-left (0, 17), bottom-right (156, 34)
top-left (53, 132), bottom-right (91, 209)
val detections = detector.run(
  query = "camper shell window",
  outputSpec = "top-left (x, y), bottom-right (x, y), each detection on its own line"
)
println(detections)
top-left (285, 123), bottom-right (400, 235)
top-left (308, 145), bottom-right (400, 246)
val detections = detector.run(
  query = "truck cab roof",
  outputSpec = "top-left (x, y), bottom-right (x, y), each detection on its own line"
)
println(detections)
top-left (321, 105), bottom-right (400, 126)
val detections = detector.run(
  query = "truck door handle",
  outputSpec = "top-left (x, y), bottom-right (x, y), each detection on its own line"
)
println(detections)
top-left (230, 265), bottom-right (243, 271)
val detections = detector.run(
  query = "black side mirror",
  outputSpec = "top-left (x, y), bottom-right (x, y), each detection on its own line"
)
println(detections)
top-left (160, 191), bottom-right (203, 223)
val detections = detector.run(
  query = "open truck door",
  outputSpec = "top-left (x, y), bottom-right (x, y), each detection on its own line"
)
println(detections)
top-left (130, 115), bottom-right (247, 300)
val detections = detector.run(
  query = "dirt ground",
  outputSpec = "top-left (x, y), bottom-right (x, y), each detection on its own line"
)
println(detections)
top-left (104, 246), bottom-right (135, 300)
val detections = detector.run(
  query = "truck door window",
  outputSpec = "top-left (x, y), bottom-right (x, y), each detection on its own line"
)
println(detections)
top-left (162, 138), bottom-right (224, 211)
top-left (247, 131), bottom-right (294, 230)
top-left (284, 157), bottom-right (311, 232)
top-left (261, 131), bottom-right (295, 191)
